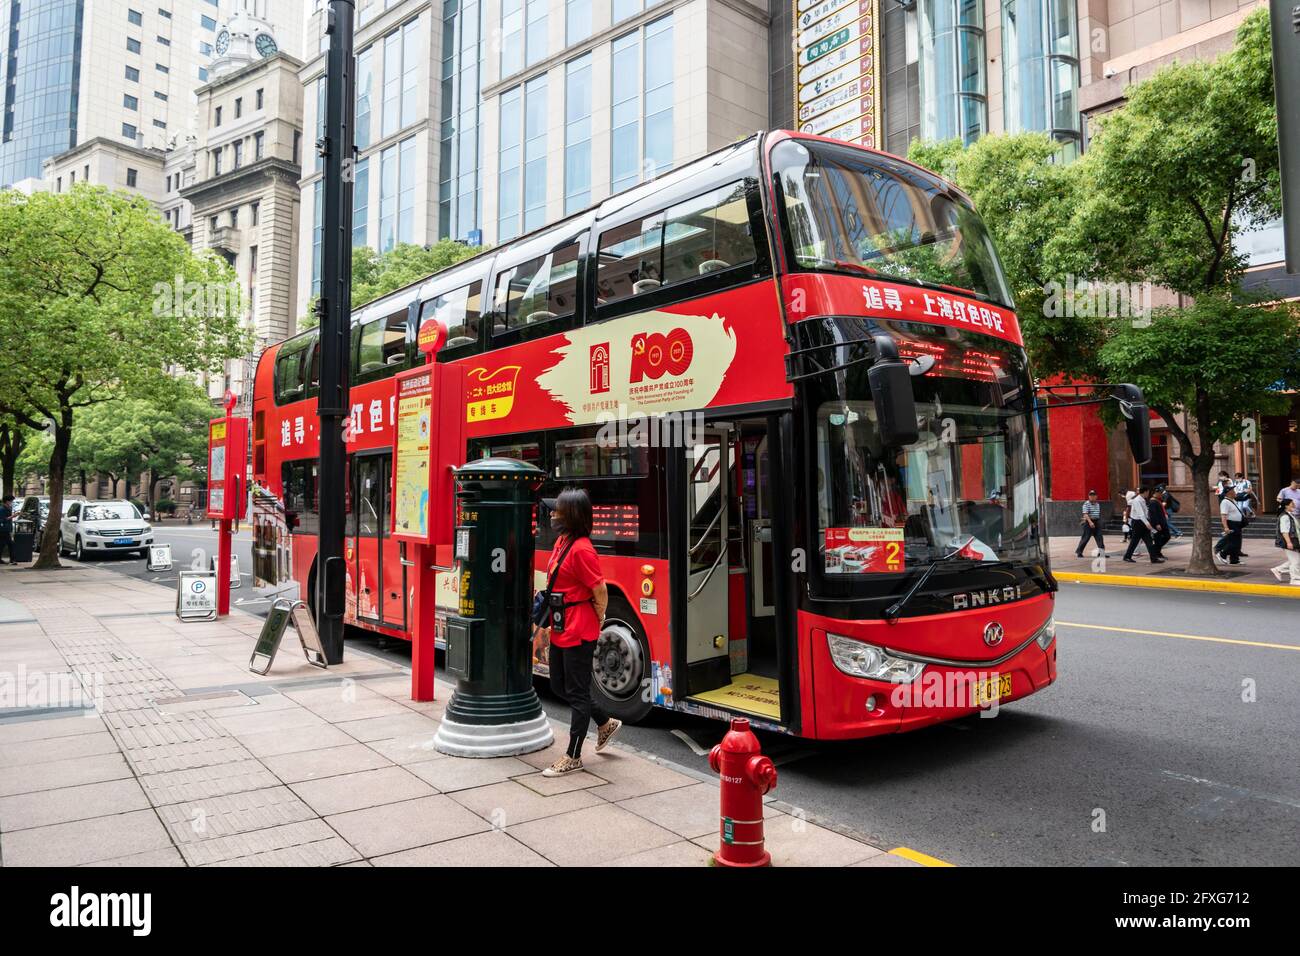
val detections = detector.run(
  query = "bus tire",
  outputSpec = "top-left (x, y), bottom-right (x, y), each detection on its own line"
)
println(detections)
top-left (590, 596), bottom-right (654, 724)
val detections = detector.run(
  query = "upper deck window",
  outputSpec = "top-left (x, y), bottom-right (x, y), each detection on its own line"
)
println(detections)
top-left (421, 281), bottom-right (484, 351)
top-left (595, 180), bottom-right (755, 305)
top-left (493, 242), bottom-right (580, 333)
top-left (357, 311), bottom-right (409, 376)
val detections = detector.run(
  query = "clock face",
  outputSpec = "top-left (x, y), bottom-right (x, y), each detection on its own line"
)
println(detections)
top-left (256, 33), bottom-right (278, 57)
top-left (215, 30), bottom-right (230, 55)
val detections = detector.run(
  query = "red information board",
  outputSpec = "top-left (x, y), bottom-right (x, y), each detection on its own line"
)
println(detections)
top-left (390, 363), bottom-right (464, 547)
top-left (207, 416), bottom-right (249, 520)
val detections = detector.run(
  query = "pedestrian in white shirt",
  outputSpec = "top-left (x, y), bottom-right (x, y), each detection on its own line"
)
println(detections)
top-left (1271, 499), bottom-right (1300, 584)
top-left (1215, 489), bottom-right (1246, 565)
top-left (1122, 487), bottom-right (1164, 563)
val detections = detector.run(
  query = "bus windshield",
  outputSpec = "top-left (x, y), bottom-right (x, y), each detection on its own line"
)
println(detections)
top-left (812, 325), bottom-right (1045, 577)
top-left (772, 138), bottom-right (1014, 308)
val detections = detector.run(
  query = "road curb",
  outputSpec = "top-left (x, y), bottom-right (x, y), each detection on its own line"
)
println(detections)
top-left (1057, 571), bottom-right (1300, 599)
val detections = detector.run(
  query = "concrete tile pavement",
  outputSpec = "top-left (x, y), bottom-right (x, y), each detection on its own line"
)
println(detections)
top-left (1049, 535), bottom-right (1300, 596)
top-left (0, 562), bottom-right (901, 867)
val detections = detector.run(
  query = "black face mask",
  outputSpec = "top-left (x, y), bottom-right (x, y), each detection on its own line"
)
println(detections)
top-left (550, 510), bottom-right (566, 533)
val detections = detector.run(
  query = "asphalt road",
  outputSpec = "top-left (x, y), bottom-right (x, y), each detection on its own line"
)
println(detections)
top-left (84, 525), bottom-right (1300, 866)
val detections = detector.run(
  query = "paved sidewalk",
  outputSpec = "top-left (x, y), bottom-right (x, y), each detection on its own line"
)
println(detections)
top-left (1048, 535), bottom-right (1300, 598)
top-left (0, 563), bottom-right (905, 868)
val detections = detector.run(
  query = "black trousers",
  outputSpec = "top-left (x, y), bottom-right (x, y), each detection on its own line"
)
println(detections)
top-left (1216, 521), bottom-right (1243, 562)
top-left (1124, 521), bottom-right (1156, 561)
top-left (549, 640), bottom-right (608, 758)
top-left (1151, 526), bottom-right (1171, 556)
top-left (0, 532), bottom-right (11, 563)
top-left (1076, 523), bottom-right (1104, 556)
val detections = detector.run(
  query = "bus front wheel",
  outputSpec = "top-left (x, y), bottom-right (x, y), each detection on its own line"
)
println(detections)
top-left (590, 597), bottom-right (653, 723)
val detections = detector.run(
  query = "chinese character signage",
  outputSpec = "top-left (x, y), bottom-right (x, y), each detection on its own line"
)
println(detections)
top-left (390, 363), bottom-right (465, 547)
top-left (208, 415), bottom-right (248, 520)
top-left (824, 527), bottom-right (905, 574)
top-left (794, 0), bottom-right (880, 149)
top-left (393, 369), bottom-right (433, 541)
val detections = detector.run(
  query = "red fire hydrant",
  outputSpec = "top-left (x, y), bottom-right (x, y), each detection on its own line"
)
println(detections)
top-left (708, 717), bottom-right (778, 867)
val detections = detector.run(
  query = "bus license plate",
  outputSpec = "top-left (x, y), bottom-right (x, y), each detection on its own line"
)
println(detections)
top-left (971, 675), bottom-right (1011, 707)
top-left (114, 537), bottom-right (134, 545)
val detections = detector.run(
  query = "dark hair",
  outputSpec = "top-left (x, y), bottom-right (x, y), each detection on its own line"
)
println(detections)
top-left (1138, 485), bottom-right (1149, 495)
top-left (553, 487), bottom-right (593, 539)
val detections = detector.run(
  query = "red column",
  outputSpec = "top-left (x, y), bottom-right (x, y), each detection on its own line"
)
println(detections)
top-left (217, 518), bottom-right (232, 616)
top-left (410, 542), bottom-right (437, 702)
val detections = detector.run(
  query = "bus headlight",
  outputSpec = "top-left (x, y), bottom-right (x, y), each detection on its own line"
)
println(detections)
top-left (827, 633), bottom-right (925, 683)
top-left (1034, 616), bottom-right (1056, 650)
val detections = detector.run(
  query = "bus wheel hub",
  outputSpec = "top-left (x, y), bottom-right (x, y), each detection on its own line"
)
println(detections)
top-left (594, 624), bottom-right (641, 699)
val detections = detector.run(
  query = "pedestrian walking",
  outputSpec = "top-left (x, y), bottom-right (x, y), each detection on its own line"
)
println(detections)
top-left (1123, 487), bottom-right (1164, 563)
top-left (1148, 490), bottom-right (1171, 558)
top-left (1157, 485), bottom-right (1184, 537)
top-left (1215, 471), bottom-right (1232, 501)
top-left (1276, 478), bottom-right (1300, 512)
top-left (1233, 472), bottom-right (1255, 519)
top-left (1121, 489), bottom-right (1136, 544)
top-left (1076, 490), bottom-right (1106, 557)
top-left (1215, 488), bottom-right (1247, 565)
top-left (534, 487), bottom-right (621, 777)
top-left (1271, 498), bottom-right (1300, 585)
top-left (0, 495), bottom-right (14, 565)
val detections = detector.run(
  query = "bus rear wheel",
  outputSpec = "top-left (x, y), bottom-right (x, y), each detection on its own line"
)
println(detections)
top-left (590, 596), bottom-right (653, 723)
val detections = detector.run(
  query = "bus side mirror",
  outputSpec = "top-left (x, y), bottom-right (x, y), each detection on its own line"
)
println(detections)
top-left (1114, 384), bottom-right (1152, 465)
top-left (869, 358), bottom-right (920, 448)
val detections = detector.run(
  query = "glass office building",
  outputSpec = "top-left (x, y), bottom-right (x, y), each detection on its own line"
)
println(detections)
top-left (0, 0), bottom-right (85, 186)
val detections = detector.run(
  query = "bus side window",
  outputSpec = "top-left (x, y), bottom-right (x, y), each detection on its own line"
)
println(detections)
top-left (596, 217), bottom-right (663, 303)
top-left (306, 337), bottom-right (320, 390)
top-left (427, 280), bottom-right (483, 356)
top-left (274, 341), bottom-right (307, 403)
top-left (660, 181), bottom-right (755, 284)
top-left (358, 312), bottom-right (406, 376)
top-left (495, 243), bottom-right (580, 333)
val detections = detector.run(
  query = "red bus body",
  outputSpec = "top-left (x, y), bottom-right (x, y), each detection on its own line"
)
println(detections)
top-left (251, 130), bottom-right (1057, 740)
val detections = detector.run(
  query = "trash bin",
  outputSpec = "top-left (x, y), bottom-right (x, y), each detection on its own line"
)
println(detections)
top-left (11, 517), bottom-right (35, 564)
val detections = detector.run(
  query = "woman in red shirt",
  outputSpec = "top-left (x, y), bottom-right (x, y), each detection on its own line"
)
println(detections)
top-left (539, 488), bottom-right (621, 776)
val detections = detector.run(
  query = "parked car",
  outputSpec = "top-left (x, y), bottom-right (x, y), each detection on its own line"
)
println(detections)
top-left (59, 500), bottom-right (154, 561)
top-left (17, 495), bottom-right (85, 537)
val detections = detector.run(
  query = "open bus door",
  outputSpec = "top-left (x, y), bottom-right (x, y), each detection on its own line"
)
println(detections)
top-left (670, 419), bottom-right (788, 726)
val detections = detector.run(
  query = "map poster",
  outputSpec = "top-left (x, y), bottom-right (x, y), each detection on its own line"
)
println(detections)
top-left (392, 369), bottom-right (433, 542)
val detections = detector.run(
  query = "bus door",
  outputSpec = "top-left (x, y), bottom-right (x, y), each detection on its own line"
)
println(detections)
top-left (742, 431), bottom-right (777, 658)
top-left (673, 427), bottom-right (732, 695)
top-left (352, 452), bottom-right (405, 629)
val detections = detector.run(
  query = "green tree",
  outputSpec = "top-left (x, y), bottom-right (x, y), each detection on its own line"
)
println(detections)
top-left (0, 184), bottom-right (249, 568)
top-left (68, 386), bottom-right (216, 507)
top-left (909, 132), bottom-right (1092, 376)
top-left (0, 416), bottom-right (35, 499)
top-left (297, 240), bottom-right (484, 330)
top-left (909, 10), bottom-right (1286, 573)
top-left (1055, 8), bottom-right (1288, 572)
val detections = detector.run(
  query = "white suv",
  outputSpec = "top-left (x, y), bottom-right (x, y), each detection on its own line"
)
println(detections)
top-left (60, 500), bottom-right (155, 561)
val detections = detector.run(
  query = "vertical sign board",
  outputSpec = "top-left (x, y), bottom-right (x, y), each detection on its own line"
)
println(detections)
top-left (392, 317), bottom-right (466, 701)
top-left (794, 0), bottom-right (881, 149)
top-left (208, 416), bottom-right (249, 520)
top-left (392, 367), bottom-right (434, 543)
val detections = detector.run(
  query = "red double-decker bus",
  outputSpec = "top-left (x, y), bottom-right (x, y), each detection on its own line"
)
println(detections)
top-left (251, 130), bottom-right (1144, 739)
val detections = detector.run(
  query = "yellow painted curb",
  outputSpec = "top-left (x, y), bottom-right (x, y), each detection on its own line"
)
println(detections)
top-left (889, 847), bottom-right (955, 867)
top-left (1056, 571), bottom-right (1300, 599)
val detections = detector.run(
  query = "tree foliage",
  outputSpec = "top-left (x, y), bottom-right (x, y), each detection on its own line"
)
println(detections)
top-left (909, 10), bottom-right (1291, 573)
top-left (0, 184), bottom-right (249, 566)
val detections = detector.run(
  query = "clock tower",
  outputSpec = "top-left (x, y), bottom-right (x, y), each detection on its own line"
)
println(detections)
top-left (210, 0), bottom-right (282, 80)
